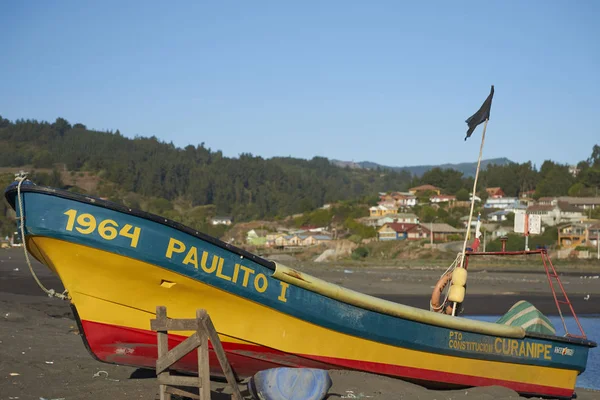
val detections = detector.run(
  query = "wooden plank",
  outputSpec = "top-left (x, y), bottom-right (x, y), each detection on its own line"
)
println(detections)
top-left (152, 318), bottom-right (200, 332)
top-left (158, 372), bottom-right (171, 400)
top-left (156, 307), bottom-right (170, 400)
top-left (158, 374), bottom-right (202, 387)
top-left (165, 386), bottom-right (201, 400)
top-left (156, 332), bottom-right (202, 374)
top-left (200, 312), bottom-right (243, 400)
top-left (198, 329), bottom-right (211, 400)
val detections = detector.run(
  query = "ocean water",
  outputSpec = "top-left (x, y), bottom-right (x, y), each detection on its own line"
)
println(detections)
top-left (472, 315), bottom-right (600, 391)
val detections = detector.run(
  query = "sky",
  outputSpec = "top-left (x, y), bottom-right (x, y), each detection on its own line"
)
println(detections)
top-left (1, 1), bottom-right (599, 168)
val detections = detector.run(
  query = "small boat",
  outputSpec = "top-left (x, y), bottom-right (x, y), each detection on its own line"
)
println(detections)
top-left (4, 179), bottom-right (596, 399)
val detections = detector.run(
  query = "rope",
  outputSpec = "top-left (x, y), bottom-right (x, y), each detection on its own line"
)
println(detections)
top-left (16, 176), bottom-right (69, 300)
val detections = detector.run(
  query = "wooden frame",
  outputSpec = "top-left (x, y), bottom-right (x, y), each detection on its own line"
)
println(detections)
top-left (150, 306), bottom-right (243, 400)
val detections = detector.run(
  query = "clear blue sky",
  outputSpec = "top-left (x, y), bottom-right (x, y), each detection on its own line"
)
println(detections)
top-left (1, 1), bottom-right (599, 168)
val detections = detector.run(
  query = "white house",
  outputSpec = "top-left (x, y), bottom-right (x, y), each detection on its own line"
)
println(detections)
top-left (484, 197), bottom-right (518, 210)
top-left (488, 210), bottom-right (511, 222)
top-left (211, 216), bottom-right (232, 225)
top-left (558, 202), bottom-right (585, 223)
top-left (430, 195), bottom-right (456, 203)
top-left (526, 205), bottom-right (560, 226)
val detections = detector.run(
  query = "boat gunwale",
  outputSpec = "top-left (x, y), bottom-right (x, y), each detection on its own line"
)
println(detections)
top-left (4, 181), bottom-right (276, 272)
top-left (4, 182), bottom-right (597, 349)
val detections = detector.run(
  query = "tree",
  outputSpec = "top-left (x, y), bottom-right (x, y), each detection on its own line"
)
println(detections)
top-left (587, 145), bottom-right (600, 168)
top-left (420, 206), bottom-right (437, 223)
top-left (455, 188), bottom-right (469, 201)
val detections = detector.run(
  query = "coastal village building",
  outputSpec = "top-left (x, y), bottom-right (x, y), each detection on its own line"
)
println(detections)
top-left (484, 197), bottom-right (518, 210)
top-left (362, 213), bottom-right (420, 227)
top-left (266, 231), bottom-right (332, 248)
top-left (211, 216), bottom-right (232, 225)
top-left (369, 204), bottom-right (398, 217)
top-left (486, 187), bottom-right (506, 198)
top-left (377, 223), bottom-right (417, 241)
top-left (409, 185), bottom-right (441, 196)
top-left (430, 195), bottom-right (456, 204)
top-left (378, 192), bottom-right (418, 208)
top-left (556, 196), bottom-right (600, 210)
top-left (378, 222), bottom-right (462, 243)
top-left (526, 202), bottom-right (585, 226)
top-left (488, 210), bottom-right (510, 222)
top-left (557, 223), bottom-right (600, 249)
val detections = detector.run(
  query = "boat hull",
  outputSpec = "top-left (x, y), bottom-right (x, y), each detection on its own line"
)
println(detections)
top-left (5, 183), bottom-right (596, 399)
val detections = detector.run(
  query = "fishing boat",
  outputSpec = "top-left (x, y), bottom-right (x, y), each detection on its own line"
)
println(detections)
top-left (3, 178), bottom-right (597, 399)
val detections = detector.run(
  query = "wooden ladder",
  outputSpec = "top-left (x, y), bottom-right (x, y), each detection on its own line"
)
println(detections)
top-left (150, 306), bottom-right (243, 400)
top-left (540, 251), bottom-right (587, 339)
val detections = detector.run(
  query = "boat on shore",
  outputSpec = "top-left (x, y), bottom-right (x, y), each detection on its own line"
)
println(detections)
top-left (4, 179), bottom-right (596, 399)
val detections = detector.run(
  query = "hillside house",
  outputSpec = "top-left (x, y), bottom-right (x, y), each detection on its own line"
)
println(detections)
top-left (369, 204), bottom-right (398, 217)
top-left (558, 223), bottom-right (600, 248)
top-left (430, 195), bottom-right (456, 204)
top-left (558, 224), bottom-right (587, 248)
top-left (537, 197), bottom-right (557, 206)
top-left (486, 187), bottom-right (506, 198)
top-left (272, 233), bottom-right (332, 248)
top-left (211, 216), bottom-right (232, 226)
top-left (393, 192), bottom-right (418, 207)
top-left (421, 223), bottom-right (464, 242)
top-left (488, 210), bottom-right (511, 222)
top-left (558, 202), bottom-right (585, 223)
top-left (361, 213), bottom-right (419, 227)
top-left (409, 185), bottom-right (441, 196)
top-left (378, 192), bottom-right (418, 208)
top-left (482, 223), bottom-right (514, 239)
top-left (385, 223), bottom-right (463, 242)
top-left (378, 223), bottom-right (418, 241)
top-left (557, 196), bottom-right (600, 210)
top-left (506, 203), bottom-right (528, 214)
top-left (484, 197), bottom-right (518, 210)
top-left (527, 205), bottom-right (560, 226)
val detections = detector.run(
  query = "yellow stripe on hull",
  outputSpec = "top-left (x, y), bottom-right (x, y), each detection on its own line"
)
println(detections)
top-left (29, 236), bottom-right (577, 390)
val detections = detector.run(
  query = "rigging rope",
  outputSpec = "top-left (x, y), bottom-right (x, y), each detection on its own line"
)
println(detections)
top-left (16, 176), bottom-right (69, 300)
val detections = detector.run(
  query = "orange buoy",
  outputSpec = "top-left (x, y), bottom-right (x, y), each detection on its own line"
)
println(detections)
top-left (430, 272), bottom-right (454, 314)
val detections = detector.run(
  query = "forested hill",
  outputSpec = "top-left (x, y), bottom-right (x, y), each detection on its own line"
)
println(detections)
top-left (331, 157), bottom-right (513, 177)
top-left (0, 116), bottom-right (417, 220)
top-left (1, 116), bottom-right (599, 224)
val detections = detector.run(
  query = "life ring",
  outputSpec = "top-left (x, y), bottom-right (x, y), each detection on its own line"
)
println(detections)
top-left (430, 271), bottom-right (454, 315)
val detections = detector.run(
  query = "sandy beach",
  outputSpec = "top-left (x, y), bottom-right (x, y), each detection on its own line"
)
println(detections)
top-left (1, 248), bottom-right (599, 400)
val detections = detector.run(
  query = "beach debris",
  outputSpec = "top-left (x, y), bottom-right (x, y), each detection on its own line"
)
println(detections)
top-left (45, 361), bottom-right (54, 364)
top-left (92, 370), bottom-right (120, 382)
top-left (9, 372), bottom-right (20, 376)
top-left (584, 294), bottom-right (590, 301)
top-left (4, 312), bottom-right (26, 322)
top-left (13, 267), bottom-right (19, 271)
top-left (341, 391), bottom-right (372, 398)
top-left (344, 269), bottom-right (353, 274)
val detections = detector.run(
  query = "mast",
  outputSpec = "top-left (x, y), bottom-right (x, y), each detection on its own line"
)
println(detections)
top-left (451, 85), bottom-right (495, 317)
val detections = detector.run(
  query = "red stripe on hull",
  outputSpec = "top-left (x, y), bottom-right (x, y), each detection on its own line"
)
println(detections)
top-left (80, 320), bottom-right (573, 399)
top-left (81, 320), bottom-right (334, 378)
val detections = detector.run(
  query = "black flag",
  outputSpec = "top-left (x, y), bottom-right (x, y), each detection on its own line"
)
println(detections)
top-left (465, 85), bottom-right (494, 140)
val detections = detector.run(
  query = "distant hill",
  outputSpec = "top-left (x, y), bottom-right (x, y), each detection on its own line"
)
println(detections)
top-left (331, 158), bottom-right (513, 177)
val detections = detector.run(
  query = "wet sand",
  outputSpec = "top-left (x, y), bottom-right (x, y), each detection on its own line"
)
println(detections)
top-left (1, 248), bottom-right (599, 400)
